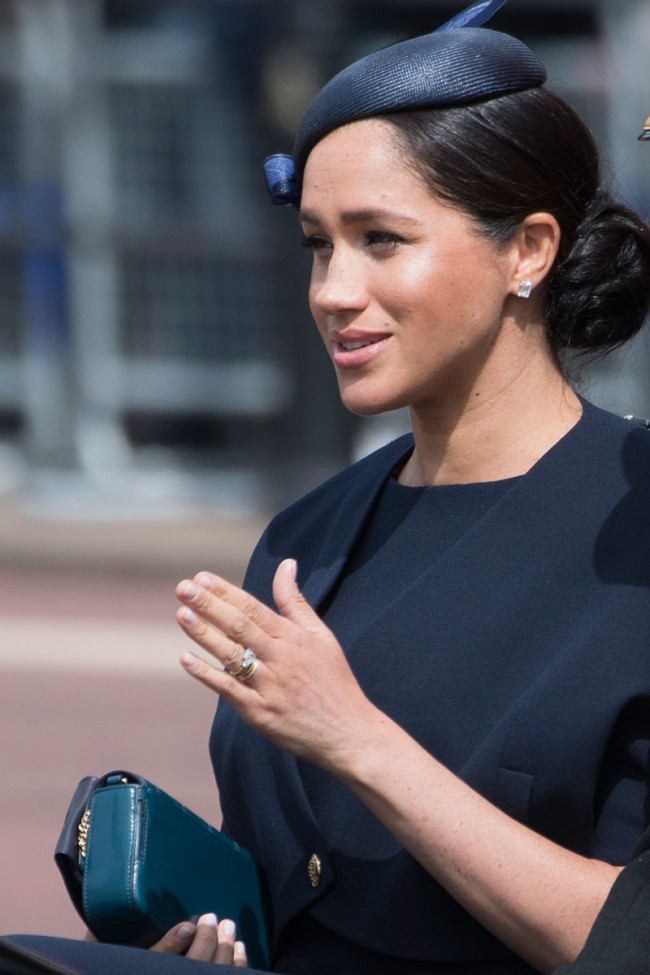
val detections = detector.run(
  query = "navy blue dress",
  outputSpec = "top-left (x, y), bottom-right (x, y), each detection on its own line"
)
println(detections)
top-left (211, 401), bottom-right (650, 973)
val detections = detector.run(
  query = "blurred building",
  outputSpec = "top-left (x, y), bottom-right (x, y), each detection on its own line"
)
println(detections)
top-left (0, 0), bottom-right (648, 513)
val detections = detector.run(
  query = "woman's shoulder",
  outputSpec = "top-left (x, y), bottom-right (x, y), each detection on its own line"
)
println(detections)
top-left (583, 398), bottom-right (650, 434)
top-left (556, 401), bottom-right (650, 526)
top-left (581, 399), bottom-right (650, 464)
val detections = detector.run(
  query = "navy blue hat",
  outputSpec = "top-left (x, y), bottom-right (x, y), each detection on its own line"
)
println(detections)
top-left (264, 0), bottom-right (546, 207)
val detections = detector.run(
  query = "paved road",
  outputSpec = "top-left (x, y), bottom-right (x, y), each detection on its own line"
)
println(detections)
top-left (0, 502), bottom-right (268, 939)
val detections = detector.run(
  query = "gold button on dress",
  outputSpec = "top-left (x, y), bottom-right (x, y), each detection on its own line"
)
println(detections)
top-left (307, 853), bottom-right (322, 887)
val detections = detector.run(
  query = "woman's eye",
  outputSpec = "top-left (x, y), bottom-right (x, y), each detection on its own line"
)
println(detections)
top-left (299, 234), bottom-right (331, 252)
top-left (365, 231), bottom-right (402, 248)
top-left (299, 231), bottom-right (403, 254)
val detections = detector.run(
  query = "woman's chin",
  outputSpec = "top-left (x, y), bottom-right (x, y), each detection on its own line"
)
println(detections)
top-left (341, 394), bottom-right (400, 418)
top-left (337, 378), bottom-right (406, 417)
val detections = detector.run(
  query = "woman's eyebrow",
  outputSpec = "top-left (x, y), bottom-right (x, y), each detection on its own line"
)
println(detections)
top-left (300, 208), bottom-right (422, 226)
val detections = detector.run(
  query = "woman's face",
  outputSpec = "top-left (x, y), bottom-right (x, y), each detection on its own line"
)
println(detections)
top-left (300, 118), bottom-right (538, 419)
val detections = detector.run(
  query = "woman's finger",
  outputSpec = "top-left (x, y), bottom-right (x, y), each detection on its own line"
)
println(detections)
top-left (178, 562), bottom-right (331, 667)
top-left (176, 602), bottom-right (255, 675)
top-left (233, 940), bottom-right (249, 968)
top-left (176, 604), bottom-right (269, 693)
top-left (179, 648), bottom-right (263, 710)
top-left (148, 914), bottom-right (246, 964)
top-left (149, 921), bottom-right (197, 954)
top-left (272, 558), bottom-right (323, 633)
top-left (184, 913), bottom-right (219, 962)
top-left (214, 918), bottom-right (237, 966)
top-left (176, 575), bottom-right (283, 662)
top-left (187, 571), bottom-right (284, 639)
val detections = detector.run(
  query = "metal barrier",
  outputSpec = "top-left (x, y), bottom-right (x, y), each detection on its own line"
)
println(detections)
top-left (0, 0), bottom-right (646, 500)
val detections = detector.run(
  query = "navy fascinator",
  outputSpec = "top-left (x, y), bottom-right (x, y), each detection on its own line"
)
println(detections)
top-left (263, 0), bottom-right (546, 207)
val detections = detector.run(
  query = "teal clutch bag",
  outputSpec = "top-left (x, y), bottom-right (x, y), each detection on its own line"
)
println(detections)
top-left (54, 771), bottom-right (271, 970)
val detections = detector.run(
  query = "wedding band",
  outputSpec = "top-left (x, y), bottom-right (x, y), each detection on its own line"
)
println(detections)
top-left (236, 659), bottom-right (258, 682)
top-left (229, 648), bottom-right (258, 682)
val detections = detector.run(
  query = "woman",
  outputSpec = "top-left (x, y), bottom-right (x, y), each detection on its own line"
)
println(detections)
top-left (6, 3), bottom-right (650, 974)
top-left (173, 4), bottom-right (650, 975)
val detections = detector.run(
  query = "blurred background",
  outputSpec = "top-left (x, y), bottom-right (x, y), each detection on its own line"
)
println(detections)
top-left (1, 0), bottom-right (650, 942)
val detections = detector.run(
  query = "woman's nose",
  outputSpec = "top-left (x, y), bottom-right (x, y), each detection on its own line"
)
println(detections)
top-left (310, 253), bottom-right (369, 315)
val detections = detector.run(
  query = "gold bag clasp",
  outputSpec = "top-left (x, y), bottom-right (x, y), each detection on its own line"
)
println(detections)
top-left (77, 808), bottom-right (91, 860)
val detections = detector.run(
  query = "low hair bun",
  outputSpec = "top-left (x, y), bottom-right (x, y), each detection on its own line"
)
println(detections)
top-left (545, 192), bottom-right (650, 353)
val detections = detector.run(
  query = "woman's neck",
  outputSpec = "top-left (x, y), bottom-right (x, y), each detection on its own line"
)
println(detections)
top-left (400, 371), bottom-right (582, 487)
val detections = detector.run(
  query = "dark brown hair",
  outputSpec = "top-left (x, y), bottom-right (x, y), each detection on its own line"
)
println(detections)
top-left (383, 88), bottom-right (650, 357)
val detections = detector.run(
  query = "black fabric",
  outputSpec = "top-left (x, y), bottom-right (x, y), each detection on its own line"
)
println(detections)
top-left (0, 938), bottom-right (264, 975)
top-left (554, 850), bottom-right (650, 974)
top-left (0, 937), bottom-right (79, 975)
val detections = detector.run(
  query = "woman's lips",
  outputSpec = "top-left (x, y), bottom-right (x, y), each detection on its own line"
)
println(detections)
top-left (332, 334), bottom-right (391, 368)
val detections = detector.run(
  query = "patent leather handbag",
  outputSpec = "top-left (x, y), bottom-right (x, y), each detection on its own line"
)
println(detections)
top-left (54, 771), bottom-right (271, 970)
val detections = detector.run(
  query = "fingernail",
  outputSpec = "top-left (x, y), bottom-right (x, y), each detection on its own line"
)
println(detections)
top-left (198, 912), bottom-right (218, 927)
top-left (177, 925), bottom-right (195, 943)
top-left (234, 941), bottom-right (246, 956)
top-left (221, 919), bottom-right (236, 937)
top-left (197, 574), bottom-right (212, 588)
top-left (181, 608), bottom-right (197, 624)
top-left (180, 651), bottom-right (198, 667)
top-left (182, 582), bottom-right (199, 599)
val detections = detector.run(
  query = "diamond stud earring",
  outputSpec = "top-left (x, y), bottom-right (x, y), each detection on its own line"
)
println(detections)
top-left (517, 280), bottom-right (533, 299)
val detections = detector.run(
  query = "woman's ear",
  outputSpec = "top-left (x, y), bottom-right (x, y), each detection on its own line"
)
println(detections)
top-left (508, 212), bottom-right (561, 296)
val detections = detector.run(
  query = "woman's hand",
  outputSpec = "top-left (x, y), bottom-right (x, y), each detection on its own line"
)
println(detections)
top-left (176, 558), bottom-right (380, 773)
top-left (151, 914), bottom-right (248, 965)
top-left (176, 562), bottom-right (620, 974)
top-left (85, 915), bottom-right (248, 966)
